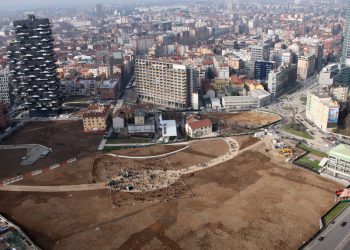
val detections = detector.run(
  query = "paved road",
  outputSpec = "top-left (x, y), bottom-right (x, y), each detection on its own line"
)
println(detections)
top-left (304, 205), bottom-right (350, 250)
top-left (0, 183), bottom-right (106, 192)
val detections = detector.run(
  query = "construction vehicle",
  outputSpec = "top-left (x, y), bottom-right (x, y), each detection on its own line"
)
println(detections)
top-left (279, 148), bottom-right (293, 158)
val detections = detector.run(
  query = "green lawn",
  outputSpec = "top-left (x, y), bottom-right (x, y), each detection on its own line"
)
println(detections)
top-left (296, 155), bottom-right (321, 170)
top-left (298, 144), bottom-right (328, 158)
top-left (323, 202), bottom-right (349, 225)
top-left (106, 137), bottom-right (151, 144)
top-left (283, 124), bottom-right (314, 139)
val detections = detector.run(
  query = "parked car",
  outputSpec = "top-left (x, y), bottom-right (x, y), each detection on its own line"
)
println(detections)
top-left (318, 236), bottom-right (325, 241)
top-left (341, 221), bottom-right (347, 227)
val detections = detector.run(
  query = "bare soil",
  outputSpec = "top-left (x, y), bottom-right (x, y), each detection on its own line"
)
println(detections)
top-left (0, 148), bottom-right (341, 250)
top-left (0, 149), bottom-right (27, 178)
top-left (0, 121), bottom-right (101, 179)
top-left (235, 136), bottom-right (261, 150)
top-left (202, 111), bottom-right (281, 128)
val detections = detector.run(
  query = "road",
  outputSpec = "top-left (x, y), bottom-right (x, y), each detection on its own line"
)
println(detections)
top-left (304, 205), bottom-right (350, 250)
top-left (0, 183), bottom-right (107, 192)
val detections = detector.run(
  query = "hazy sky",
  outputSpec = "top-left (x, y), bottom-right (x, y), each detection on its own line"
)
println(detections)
top-left (0, 0), bottom-right (109, 10)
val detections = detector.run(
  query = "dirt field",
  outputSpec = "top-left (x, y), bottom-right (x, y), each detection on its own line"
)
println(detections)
top-left (202, 111), bottom-right (281, 128)
top-left (18, 139), bottom-right (229, 186)
top-left (235, 136), bottom-right (261, 150)
top-left (0, 149), bottom-right (27, 178)
top-left (0, 121), bottom-right (101, 179)
top-left (0, 144), bottom-right (341, 250)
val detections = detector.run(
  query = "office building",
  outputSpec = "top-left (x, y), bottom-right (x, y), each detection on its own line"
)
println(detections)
top-left (251, 44), bottom-right (270, 62)
top-left (318, 64), bottom-right (340, 86)
top-left (330, 86), bottom-right (349, 103)
top-left (268, 64), bottom-right (297, 98)
top-left (8, 14), bottom-right (60, 117)
top-left (310, 43), bottom-right (324, 72)
top-left (327, 144), bottom-right (350, 179)
top-left (297, 54), bottom-right (315, 80)
top-left (254, 61), bottom-right (274, 81)
top-left (0, 72), bottom-right (10, 106)
top-left (222, 96), bottom-right (260, 111)
top-left (306, 88), bottom-right (340, 132)
top-left (100, 79), bottom-right (119, 100)
top-left (135, 58), bottom-right (195, 109)
top-left (0, 102), bottom-right (10, 131)
top-left (341, 0), bottom-right (350, 66)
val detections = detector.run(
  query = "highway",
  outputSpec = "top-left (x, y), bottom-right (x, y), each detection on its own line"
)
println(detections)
top-left (304, 205), bottom-right (350, 250)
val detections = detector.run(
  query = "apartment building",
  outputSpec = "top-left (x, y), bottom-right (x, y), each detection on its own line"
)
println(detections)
top-left (82, 104), bottom-right (109, 132)
top-left (297, 54), bottom-right (315, 80)
top-left (0, 72), bottom-right (10, 106)
top-left (135, 58), bottom-right (195, 109)
top-left (306, 88), bottom-right (340, 132)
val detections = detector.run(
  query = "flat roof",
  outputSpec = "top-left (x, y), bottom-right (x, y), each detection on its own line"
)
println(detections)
top-left (329, 144), bottom-right (350, 161)
top-left (161, 120), bottom-right (177, 137)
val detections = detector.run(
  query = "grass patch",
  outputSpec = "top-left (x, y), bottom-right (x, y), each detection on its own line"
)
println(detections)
top-left (296, 155), bottom-right (321, 171)
top-left (106, 137), bottom-right (151, 144)
top-left (282, 106), bottom-right (294, 111)
top-left (323, 202), bottom-right (349, 225)
top-left (300, 96), bottom-right (307, 105)
top-left (283, 123), bottom-right (314, 139)
top-left (298, 144), bottom-right (328, 158)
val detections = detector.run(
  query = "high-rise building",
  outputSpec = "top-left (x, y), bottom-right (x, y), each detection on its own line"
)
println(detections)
top-left (251, 44), bottom-right (270, 62)
top-left (254, 61), bottom-right (275, 81)
top-left (341, 0), bottom-right (350, 66)
top-left (297, 54), bottom-right (315, 80)
top-left (310, 43), bottom-right (324, 72)
top-left (8, 14), bottom-right (60, 117)
top-left (135, 58), bottom-right (195, 109)
top-left (268, 64), bottom-right (297, 98)
top-left (0, 72), bottom-right (10, 106)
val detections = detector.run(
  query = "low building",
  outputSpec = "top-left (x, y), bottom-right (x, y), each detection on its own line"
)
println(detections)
top-left (327, 144), bottom-right (350, 179)
top-left (251, 89), bottom-right (271, 107)
top-left (185, 116), bottom-right (212, 138)
top-left (100, 79), bottom-right (119, 100)
top-left (0, 102), bottom-right (10, 131)
top-left (306, 88), bottom-right (340, 132)
top-left (82, 104), bottom-right (110, 133)
top-left (222, 96), bottom-right (260, 111)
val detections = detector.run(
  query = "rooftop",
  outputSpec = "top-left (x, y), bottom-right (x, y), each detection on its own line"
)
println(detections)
top-left (329, 144), bottom-right (350, 161)
top-left (188, 119), bottom-right (212, 130)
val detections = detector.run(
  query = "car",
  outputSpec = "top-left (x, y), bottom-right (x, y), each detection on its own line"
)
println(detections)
top-left (341, 221), bottom-right (347, 227)
top-left (318, 236), bottom-right (325, 241)
top-left (331, 221), bottom-right (336, 224)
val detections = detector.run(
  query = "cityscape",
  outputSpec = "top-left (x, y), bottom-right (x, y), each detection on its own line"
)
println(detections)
top-left (1, 0), bottom-right (350, 249)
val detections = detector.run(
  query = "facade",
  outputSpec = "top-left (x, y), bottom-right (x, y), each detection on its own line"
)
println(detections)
top-left (8, 14), bottom-right (60, 117)
top-left (82, 104), bottom-right (109, 132)
top-left (213, 56), bottom-right (230, 79)
top-left (60, 78), bottom-right (98, 96)
top-left (327, 144), bottom-right (350, 179)
top-left (251, 44), bottom-right (270, 61)
top-left (318, 63), bottom-right (339, 86)
top-left (310, 43), bottom-right (324, 72)
top-left (0, 72), bottom-right (10, 106)
top-left (251, 89), bottom-right (271, 107)
top-left (135, 58), bottom-right (194, 109)
top-left (331, 86), bottom-right (349, 103)
top-left (341, 0), bottom-right (350, 66)
top-left (222, 96), bottom-right (260, 111)
top-left (306, 89), bottom-right (340, 132)
top-left (254, 60), bottom-right (274, 81)
top-left (268, 64), bottom-right (297, 98)
top-left (297, 54), bottom-right (315, 80)
top-left (0, 102), bottom-right (10, 131)
top-left (100, 79), bottom-right (119, 100)
top-left (185, 116), bottom-right (212, 138)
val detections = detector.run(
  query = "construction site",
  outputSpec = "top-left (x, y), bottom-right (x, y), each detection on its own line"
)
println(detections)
top-left (0, 133), bottom-right (343, 250)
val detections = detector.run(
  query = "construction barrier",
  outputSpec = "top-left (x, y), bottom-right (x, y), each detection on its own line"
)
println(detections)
top-left (0, 157), bottom-right (78, 187)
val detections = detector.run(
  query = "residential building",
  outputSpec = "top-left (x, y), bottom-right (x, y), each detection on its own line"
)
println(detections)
top-left (100, 79), bottom-right (119, 100)
top-left (306, 88), bottom-right (340, 132)
top-left (327, 144), bottom-right (350, 179)
top-left (185, 116), bottom-right (212, 138)
top-left (8, 14), bottom-right (60, 117)
top-left (268, 64), bottom-right (297, 98)
top-left (297, 54), bottom-right (315, 80)
top-left (60, 78), bottom-right (98, 96)
top-left (82, 104), bottom-right (109, 132)
top-left (310, 43), bottom-right (324, 72)
top-left (331, 86), bottom-right (349, 103)
top-left (0, 102), bottom-right (10, 131)
top-left (213, 56), bottom-right (230, 79)
top-left (135, 58), bottom-right (194, 109)
top-left (0, 72), bottom-right (10, 106)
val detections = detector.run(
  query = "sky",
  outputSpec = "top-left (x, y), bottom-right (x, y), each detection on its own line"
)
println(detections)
top-left (0, 0), bottom-right (110, 10)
